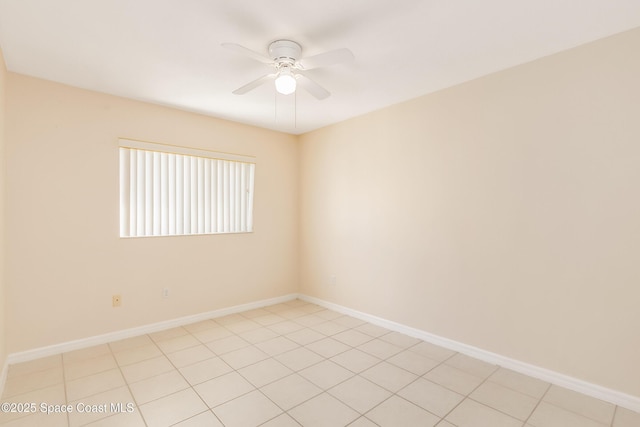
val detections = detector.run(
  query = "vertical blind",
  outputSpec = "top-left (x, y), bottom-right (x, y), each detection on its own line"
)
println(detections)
top-left (119, 139), bottom-right (255, 237)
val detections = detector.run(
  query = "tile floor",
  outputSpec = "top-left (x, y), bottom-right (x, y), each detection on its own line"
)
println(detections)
top-left (1, 299), bottom-right (638, 427)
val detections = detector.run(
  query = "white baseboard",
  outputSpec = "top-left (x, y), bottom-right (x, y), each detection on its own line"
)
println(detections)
top-left (298, 294), bottom-right (640, 413)
top-left (5, 293), bottom-right (297, 366)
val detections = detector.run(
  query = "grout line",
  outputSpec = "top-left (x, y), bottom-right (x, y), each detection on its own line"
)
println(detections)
top-left (610, 405), bottom-right (618, 427)
top-left (60, 356), bottom-right (70, 427)
top-left (522, 382), bottom-right (552, 426)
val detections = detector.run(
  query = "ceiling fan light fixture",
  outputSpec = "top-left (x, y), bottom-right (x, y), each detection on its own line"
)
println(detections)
top-left (275, 67), bottom-right (296, 95)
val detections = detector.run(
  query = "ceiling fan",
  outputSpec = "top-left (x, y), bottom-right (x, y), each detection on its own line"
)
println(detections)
top-left (221, 40), bottom-right (353, 100)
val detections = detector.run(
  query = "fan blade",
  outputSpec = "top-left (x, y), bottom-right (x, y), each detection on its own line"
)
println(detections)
top-left (232, 74), bottom-right (276, 95)
top-left (221, 43), bottom-right (273, 64)
top-left (298, 48), bottom-right (354, 70)
top-left (296, 74), bottom-right (330, 100)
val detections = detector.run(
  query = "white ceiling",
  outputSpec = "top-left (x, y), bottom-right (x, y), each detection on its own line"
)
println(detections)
top-left (1, 1), bottom-right (640, 135)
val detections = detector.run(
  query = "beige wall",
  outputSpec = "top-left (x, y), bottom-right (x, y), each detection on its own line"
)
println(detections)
top-left (0, 48), bottom-right (7, 370)
top-left (299, 28), bottom-right (640, 397)
top-left (5, 74), bottom-right (299, 353)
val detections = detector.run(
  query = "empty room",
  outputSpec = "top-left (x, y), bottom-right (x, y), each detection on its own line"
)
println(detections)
top-left (0, 1), bottom-right (639, 426)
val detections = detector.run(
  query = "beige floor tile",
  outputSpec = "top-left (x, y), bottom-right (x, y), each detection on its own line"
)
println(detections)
top-left (333, 316), bottom-right (366, 328)
top-left (286, 328), bottom-right (326, 345)
top-left (108, 335), bottom-right (153, 353)
top-left (225, 319), bottom-right (261, 334)
top-left (149, 327), bottom-right (189, 342)
top-left (193, 372), bottom-right (255, 408)
top-left (294, 314), bottom-right (327, 327)
top-left (66, 368), bottom-right (125, 401)
top-left (348, 417), bottom-right (379, 427)
top-left (120, 356), bottom-right (174, 384)
top-left (85, 410), bottom-right (146, 426)
top-left (182, 319), bottom-right (218, 333)
top-left (64, 353), bottom-right (118, 381)
top-left (238, 358), bottom-right (293, 388)
top-left (445, 353), bottom-right (498, 379)
top-left (275, 347), bottom-right (324, 371)
top-left (6, 355), bottom-right (62, 379)
top-left (284, 299), bottom-right (308, 308)
top-left (255, 336), bottom-right (299, 356)
top-left (328, 375), bottom-right (392, 413)
top-left (289, 393), bottom-right (359, 427)
top-left (166, 344), bottom-right (215, 368)
top-left (314, 309), bottom-right (344, 321)
top-left (379, 332), bottom-right (421, 348)
top-left (333, 330), bottom-right (373, 347)
top-left (357, 339), bottom-right (404, 360)
top-left (407, 341), bottom-right (456, 361)
top-left (260, 413), bottom-right (302, 426)
top-left (360, 361), bottom-right (417, 392)
top-left (155, 334), bottom-right (201, 354)
top-left (179, 356), bottom-right (233, 385)
top-left (528, 401), bottom-right (608, 427)
top-left (213, 390), bottom-right (282, 426)
top-left (299, 360), bottom-right (354, 389)
top-left (446, 398), bottom-right (521, 427)
top-left (488, 368), bottom-right (550, 399)
top-left (2, 366), bottom-right (64, 397)
top-left (139, 388), bottom-right (208, 427)
top-left (470, 380), bottom-right (538, 420)
top-left (268, 320), bottom-right (305, 335)
top-left (331, 349), bottom-right (381, 373)
top-left (264, 303), bottom-right (294, 313)
top-left (310, 320), bottom-right (350, 336)
top-left (113, 343), bottom-right (163, 366)
top-left (253, 314), bottom-right (286, 326)
top-left (205, 335), bottom-right (250, 355)
top-left (613, 407), bottom-right (640, 427)
top-left (63, 345), bottom-right (112, 364)
top-left (387, 350), bottom-right (440, 375)
top-left (355, 323), bottom-right (391, 338)
top-left (214, 313), bottom-right (245, 325)
top-left (260, 374), bottom-right (322, 410)
top-left (278, 308), bottom-right (307, 320)
top-left (306, 337), bottom-right (350, 358)
top-left (172, 410), bottom-right (223, 426)
top-left (365, 395), bottom-right (440, 427)
top-left (543, 385), bottom-right (615, 425)
top-left (68, 386), bottom-right (135, 427)
top-left (397, 377), bottom-right (464, 417)
top-left (238, 326), bottom-right (279, 344)
top-left (129, 370), bottom-right (190, 404)
top-left (190, 326), bottom-right (233, 343)
top-left (0, 411), bottom-right (68, 427)
top-left (0, 384), bottom-right (66, 425)
top-left (241, 308), bottom-right (272, 318)
top-left (299, 303), bottom-right (324, 314)
top-left (219, 345), bottom-right (269, 369)
top-left (424, 364), bottom-right (485, 395)
top-left (5, 304), bottom-right (630, 427)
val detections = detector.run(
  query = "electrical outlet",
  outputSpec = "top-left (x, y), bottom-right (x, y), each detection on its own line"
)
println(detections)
top-left (163, 288), bottom-right (169, 298)
top-left (330, 275), bottom-right (337, 286)
top-left (112, 295), bottom-right (122, 307)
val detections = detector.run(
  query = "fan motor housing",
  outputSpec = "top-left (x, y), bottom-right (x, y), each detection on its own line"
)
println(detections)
top-left (269, 40), bottom-right (301, 64)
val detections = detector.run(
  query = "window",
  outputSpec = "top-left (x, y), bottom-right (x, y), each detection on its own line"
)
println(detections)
top-left (119, 139), bottom-right (255, 237)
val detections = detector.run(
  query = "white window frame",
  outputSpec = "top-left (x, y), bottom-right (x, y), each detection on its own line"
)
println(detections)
top-left (119, 138), bottom-right (255, 238)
